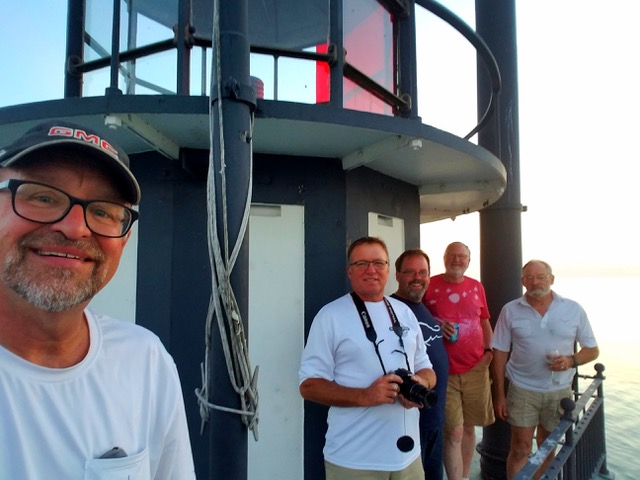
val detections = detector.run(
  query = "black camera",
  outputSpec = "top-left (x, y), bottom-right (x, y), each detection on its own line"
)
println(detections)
top-left (394, 368), bottom-right (437, 408)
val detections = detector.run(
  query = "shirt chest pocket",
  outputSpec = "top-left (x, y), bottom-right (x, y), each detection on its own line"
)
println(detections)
top-left (512, 318), bottom-right (532, 337)
top-left (85, 447), bottom-right (150, 480)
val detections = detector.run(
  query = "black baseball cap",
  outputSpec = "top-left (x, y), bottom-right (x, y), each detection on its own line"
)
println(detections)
top-left (0, 120), bottom-right (141, 204)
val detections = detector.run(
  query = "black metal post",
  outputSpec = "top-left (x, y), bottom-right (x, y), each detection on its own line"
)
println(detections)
top-left (64, 0), bottom-right (84, 98)
top-left (106, 0), bottom-right (122, 96)
top-left (594, 364), bottom-right (613, 478)
top-left (560, 398), bottom-right (576, 480)
top-left (124, 0), bottom-right (137, 95)
top-left (207, 0), bottom-right (253, 479)
top-left (397, 1), bottom-right (418, 118)
top-left (475, 1), bottom-right (523, 478)
top-left (329, 0), bottom-right (344, 108)
top-left (176, 0), bottom-right (192, 95)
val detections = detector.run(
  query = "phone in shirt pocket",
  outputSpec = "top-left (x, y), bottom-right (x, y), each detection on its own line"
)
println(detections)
top-left (85, 447), bottom-right (150, 480)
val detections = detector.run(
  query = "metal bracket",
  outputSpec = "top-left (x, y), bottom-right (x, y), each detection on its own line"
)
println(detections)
top-left (210, 77), bottom-right (257, 111)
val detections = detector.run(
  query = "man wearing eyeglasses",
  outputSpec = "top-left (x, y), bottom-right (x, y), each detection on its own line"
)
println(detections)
top-left (422, 241), bottom-right (495, 480)
top-left (0, 121), bottom-right (195, 478)
top-left (299, 237), bottom-right (436, 480)
top-left (391, 249), bottom-right (449, 479)
top-left (491, 260), bottom-right (599, 479)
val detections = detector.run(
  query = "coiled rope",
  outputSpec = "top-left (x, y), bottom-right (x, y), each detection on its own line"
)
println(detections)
top-left (194, 0), bottom-right (259, 441)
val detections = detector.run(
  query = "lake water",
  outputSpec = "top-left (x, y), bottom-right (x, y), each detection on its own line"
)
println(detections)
top-left (471, 276), bottom-right (639, 479)
top-left (556, 276), bottom-right (640, 479)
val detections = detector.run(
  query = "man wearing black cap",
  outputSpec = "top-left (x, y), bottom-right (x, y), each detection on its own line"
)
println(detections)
top-left (0, 121), bottom-right (195, 478)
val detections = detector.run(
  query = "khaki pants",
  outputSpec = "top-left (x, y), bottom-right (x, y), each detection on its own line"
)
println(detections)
top-left (325, 456), bottom-right (424, 480)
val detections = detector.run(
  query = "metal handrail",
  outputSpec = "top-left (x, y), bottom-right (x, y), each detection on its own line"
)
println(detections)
top-left (514, 364), bottom-right (613, 480)
top-left (69, 38), bottom-right (176, 76)
top-left (343, 62), bottom-right (411, 114)
top-left (205, 38), bottom-right (413, 114)
top-left (415, 0), bottom-right (502, 139)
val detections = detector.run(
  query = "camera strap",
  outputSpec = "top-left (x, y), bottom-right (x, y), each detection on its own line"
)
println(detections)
top-left (350, 292), bottom-right (411, 375)
top-left (350, 292), bottom-right (418, 454)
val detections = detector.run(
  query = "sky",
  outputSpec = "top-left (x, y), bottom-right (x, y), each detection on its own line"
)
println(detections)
top-left (417, 1), bottom-right (640, 279)
top-left (1, 0), bottom-right (639, 280)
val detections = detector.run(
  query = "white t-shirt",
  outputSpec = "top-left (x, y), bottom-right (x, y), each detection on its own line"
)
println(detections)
top-left (0, 309), bottom-right (195, 479)
top-left (492, 292), bottom-right (598, 392)
top-left (299, 294), bottom-right (432, 471)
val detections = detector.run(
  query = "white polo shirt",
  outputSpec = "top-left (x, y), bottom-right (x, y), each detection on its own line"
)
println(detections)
top-left (492, 291), bottom-right (597, 392)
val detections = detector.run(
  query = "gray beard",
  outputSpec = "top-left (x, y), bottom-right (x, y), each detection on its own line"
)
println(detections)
top-left (527, 287), bottom-right (551, 298)
top-left (3, 239), bottom-right (106, 313)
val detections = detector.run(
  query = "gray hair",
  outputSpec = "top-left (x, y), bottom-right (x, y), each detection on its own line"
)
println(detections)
top-left (522, 259), bottom-right (553, 275)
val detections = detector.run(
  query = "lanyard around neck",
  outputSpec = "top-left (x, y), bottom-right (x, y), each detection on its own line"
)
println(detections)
top-left (350, 292), bottom-right (411, 375)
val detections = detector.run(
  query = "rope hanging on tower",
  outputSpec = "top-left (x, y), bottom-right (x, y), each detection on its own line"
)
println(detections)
top-left (194, 0), bottom-right (259, 441)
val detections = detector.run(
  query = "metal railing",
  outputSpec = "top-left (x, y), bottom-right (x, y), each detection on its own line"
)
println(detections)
top-left (514, 364), bottom-right (615, 480)
top-left (65, 0), bottom-right (501, 136)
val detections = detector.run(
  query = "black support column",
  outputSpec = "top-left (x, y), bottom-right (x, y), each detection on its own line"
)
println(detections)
top-left (476, 1), bottom-right (523, 478)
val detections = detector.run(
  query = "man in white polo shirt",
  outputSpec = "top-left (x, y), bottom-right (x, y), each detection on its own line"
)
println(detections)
top-left (492, 259), bottom-right (599, 479)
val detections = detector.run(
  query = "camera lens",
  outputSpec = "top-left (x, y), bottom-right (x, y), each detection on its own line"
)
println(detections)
top-left (394, 368), bottom-right (437, 408)
top-left (404, 381), bottom-right (437, 408)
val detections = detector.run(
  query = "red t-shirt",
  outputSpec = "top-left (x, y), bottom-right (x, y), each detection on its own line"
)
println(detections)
top-left (422, 275), bottom-right (490, 374)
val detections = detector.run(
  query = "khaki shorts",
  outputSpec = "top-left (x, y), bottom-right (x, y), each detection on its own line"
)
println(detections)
top-left (507, 383), bottom-right (572, 432)
top-left (444, 363), bottom-right (495, 429)
top-left (325, 456), bottom-right (424, 480)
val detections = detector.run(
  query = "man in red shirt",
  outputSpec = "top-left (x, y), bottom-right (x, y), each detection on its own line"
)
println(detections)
top-left (422, 242), bottom-right (494, 480)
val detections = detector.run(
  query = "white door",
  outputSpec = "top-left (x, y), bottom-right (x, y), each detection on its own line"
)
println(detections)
top-left (248, 204), bottom-right (305, 480)
top-left (368, 212), bottom-right (405, 295)
top-left (89, 224), bottom-right (138, 323)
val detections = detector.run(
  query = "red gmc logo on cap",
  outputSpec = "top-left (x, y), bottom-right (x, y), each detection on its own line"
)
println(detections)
top-left (48, 126), bottom-right (119, 157)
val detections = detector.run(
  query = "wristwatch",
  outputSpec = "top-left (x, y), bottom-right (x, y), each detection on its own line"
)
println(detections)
top-left (571, 354), bottom-right (578, 368)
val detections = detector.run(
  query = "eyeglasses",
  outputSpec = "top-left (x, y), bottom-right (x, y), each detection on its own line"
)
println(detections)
top-left (400, 269), bottom-right (429, 278)
top-left (523, 274), bottom-right (551, 281)
top-left (349, 260), bottom-right (389, 271)
top-left (446, 253), bottom-right (469, 260)
top-left (0, 179), bottom-right (139, 238)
